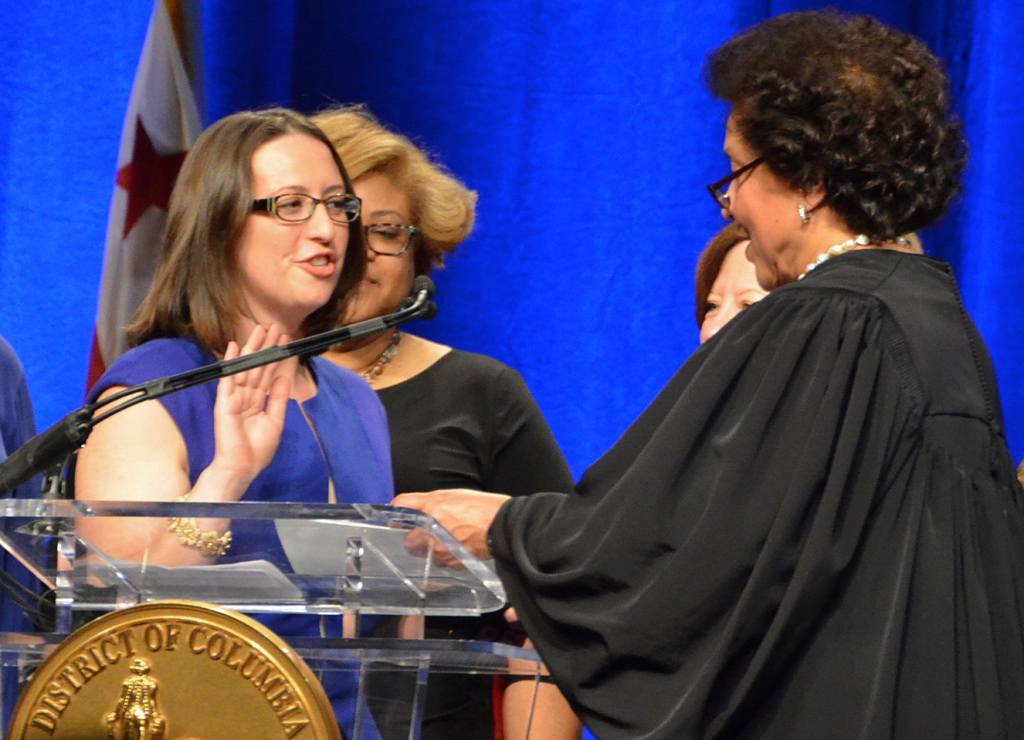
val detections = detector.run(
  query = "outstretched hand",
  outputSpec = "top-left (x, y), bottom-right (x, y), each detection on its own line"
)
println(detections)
top-left (209, 325), bottom-right (297, 495)
top-left (392, 489), bottom-right (511, 561)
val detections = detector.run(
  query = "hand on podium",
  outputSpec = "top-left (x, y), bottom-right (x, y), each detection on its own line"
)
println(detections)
top-left (392, 489), bottom-right (510, 563)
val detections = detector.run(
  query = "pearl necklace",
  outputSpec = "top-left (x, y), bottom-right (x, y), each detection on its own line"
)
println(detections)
top-left (797, 234), bottom-right (871, 280)
top-left (362, 331), bottom-right (401, 381)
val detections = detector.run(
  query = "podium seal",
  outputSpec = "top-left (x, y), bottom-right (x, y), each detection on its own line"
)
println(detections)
top-left (8, 600), bottom-right (341, 740)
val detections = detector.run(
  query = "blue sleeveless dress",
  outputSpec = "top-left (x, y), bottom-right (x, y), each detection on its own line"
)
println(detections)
top-left (87, 337), bottom-right (394, 739)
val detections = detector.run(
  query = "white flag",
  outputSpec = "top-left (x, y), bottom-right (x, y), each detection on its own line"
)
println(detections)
top-left (87, 0), bottom-right (201, 389)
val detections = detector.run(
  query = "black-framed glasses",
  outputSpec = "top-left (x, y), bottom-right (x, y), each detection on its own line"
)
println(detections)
top-left (364, 223), bottom-right (421, 256)
top-left (251, 193), bottom-right (362, 225)
top-left (706, 157), bottom-right (764, 210)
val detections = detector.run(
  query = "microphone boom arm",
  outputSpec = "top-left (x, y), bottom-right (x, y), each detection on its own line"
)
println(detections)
top-left (0, 280), bottom-right (437, 497)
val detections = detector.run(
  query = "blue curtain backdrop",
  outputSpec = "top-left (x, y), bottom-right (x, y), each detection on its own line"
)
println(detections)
top-left (0, 0), bottom-right (1020, 482)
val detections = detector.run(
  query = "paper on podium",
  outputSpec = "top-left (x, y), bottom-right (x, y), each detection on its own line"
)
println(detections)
top-left (106, 557), bottom-right (303, 602)
top-left (275, 516), bottom-right (504, 614)
top-left (277, 518), bottom-right (445, 576)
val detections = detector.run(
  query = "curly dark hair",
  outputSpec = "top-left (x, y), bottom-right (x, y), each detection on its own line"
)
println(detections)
top-left (704, 10), bottom-right (967, 240)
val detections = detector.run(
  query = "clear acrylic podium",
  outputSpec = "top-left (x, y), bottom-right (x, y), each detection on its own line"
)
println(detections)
top-left (0, 499), bottom-right (546, 739)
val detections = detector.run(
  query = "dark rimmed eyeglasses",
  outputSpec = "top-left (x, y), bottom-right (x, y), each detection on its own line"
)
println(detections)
top-left (364, 223), bottom-right (421, 256)
top-left (251, 193), bottom-right (362, 225)
top-left (706, 157), bottom-right (764, 210)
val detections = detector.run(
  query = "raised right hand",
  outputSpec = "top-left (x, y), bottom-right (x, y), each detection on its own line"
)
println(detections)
top-left (207, 324), bottom-right (298, 495)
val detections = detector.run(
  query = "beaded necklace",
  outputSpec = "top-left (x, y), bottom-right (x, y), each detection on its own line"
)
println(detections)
top-left (797, 234), bottom-right (871, 280)
top-left (362, 331), bottom-right (401, 382)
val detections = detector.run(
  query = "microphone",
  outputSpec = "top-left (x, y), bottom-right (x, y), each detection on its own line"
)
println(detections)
top-left (403, 275), bottom-right (435, 307)
top-left (412, 275), bottom-right (436, 300)
top-left (0, 408), bottom-right (93, 498)
top-left (0, 279), bottom-right (439, 497)
top-left (406, 276), bottom-right (438, 320)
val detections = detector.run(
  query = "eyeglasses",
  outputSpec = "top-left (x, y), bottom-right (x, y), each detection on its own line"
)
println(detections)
top-left (706, 157), bottom-right (764, 210)
top-left (364, 223), bottom-right (421, 256)
top-left (251, 193), bottom-right (362, 225)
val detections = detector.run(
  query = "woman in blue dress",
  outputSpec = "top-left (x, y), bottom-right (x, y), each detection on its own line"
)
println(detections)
top-left (76, 108), bottom-right (394, 738)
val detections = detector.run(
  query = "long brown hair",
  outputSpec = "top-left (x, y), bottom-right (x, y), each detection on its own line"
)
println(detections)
top-left (127, 108), bottom-right (366, 354)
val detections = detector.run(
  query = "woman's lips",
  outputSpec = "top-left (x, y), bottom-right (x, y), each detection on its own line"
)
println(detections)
top-left (298, 254), bottom-right (337, 278)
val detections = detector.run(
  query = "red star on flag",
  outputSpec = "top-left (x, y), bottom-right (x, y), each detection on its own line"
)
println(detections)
top-left (115, 116), bottom-right (187, 238)
top-left (88, 0), bottom-right (201, 392)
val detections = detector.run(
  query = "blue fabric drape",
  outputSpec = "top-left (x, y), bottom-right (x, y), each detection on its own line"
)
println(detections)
top-left (0, 0), bottom-right (1020, 477)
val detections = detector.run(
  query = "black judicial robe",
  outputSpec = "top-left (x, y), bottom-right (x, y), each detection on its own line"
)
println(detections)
top-left (490, 250), bottom-right (1024, 739)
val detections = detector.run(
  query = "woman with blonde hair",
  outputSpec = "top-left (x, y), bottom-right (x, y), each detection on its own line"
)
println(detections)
top-left (312, 106), bottom-right (580, 740)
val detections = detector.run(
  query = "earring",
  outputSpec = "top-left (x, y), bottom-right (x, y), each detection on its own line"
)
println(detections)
top-left (798, 203), bottom-right (810, 224)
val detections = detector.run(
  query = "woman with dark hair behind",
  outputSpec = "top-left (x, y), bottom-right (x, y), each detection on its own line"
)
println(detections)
top-left (694, 225), bottom-right (918, 345)
top-left (393, 10), bottom-right (1024, 739)
top-left (694, 223), bottom-right (768, 344)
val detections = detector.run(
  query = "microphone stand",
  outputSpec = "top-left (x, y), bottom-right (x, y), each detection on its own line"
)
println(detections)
top-left (0, 279), bottom-right (438, 499)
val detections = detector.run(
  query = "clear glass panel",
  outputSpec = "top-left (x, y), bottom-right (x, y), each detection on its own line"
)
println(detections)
top-left (0, 634), bottom-right (543, 740)
top-left (0, 500), bottom-right (505, 628)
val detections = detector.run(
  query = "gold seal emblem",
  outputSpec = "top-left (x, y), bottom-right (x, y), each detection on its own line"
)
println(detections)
top-left (8, 601), bottom-right (341, 740)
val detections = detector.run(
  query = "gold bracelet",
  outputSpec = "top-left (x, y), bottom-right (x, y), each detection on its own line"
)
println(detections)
top-left (168, 494), bottom-right (232, 557)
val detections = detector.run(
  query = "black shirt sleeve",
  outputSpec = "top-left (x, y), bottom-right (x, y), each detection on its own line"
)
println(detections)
top-left (485, 363), bottom-right (575, 495)
top-left (377, 350), bottom-right (574, 496)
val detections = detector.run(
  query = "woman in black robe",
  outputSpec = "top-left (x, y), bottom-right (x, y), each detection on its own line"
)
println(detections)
top-left (395, 10), bottom-right (1024, 739)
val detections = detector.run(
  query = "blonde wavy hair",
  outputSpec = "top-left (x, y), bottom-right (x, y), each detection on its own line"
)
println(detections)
top-left (312, 105), bottom-right (477, 276)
